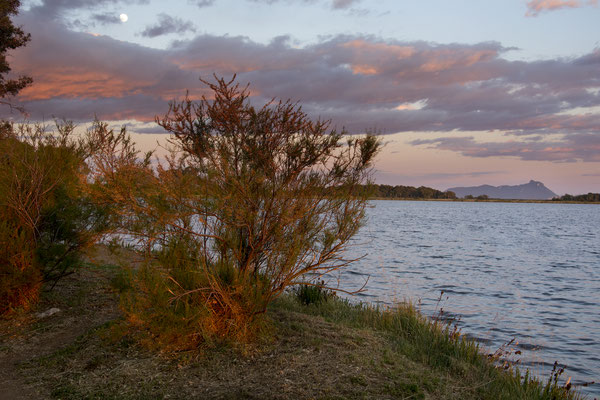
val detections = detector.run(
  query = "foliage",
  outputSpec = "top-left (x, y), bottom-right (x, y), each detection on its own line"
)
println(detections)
top-left (553, 192), bottom-right (600, 202)
top-left (368, 183), bottom-right (457, 199)
top-left (88, 76), bottom-right (381, 348)
top-left (0, 220), bottom-right (41, 314)
top-left (0, 0), bottom-right (32, 110)
top-left (0, 122), bottom-right (108, 314)
top-left (293, 281), bottom-right (336, 306)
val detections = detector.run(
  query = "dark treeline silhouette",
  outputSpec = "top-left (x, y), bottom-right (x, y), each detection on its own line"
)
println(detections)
top-left (553, 193), bottom-right (600, 202)
top-left (1, 0), bottom-right (33, 112)
top-left (366, 184), bottom-right (457, 199)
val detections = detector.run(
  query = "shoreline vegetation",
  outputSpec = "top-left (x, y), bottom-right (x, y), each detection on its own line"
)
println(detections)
top-left (0, 5), bottom-right (593, 398)
top-left (0, 97), bottom-right (591, 400)
top-left (0, 97), bottom-right (592, 400)
top-left (364, 184), bottom-right (600, 204)
top-left (0, 246), bottom-right (582, 400)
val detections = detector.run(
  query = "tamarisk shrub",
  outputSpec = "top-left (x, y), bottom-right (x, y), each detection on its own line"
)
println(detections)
top-left (0, 122), bottom-right (109, 314)
top-left (88, 76), bottom-right (380, 349)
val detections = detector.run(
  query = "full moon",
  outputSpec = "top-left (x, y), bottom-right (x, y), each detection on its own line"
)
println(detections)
top-left (119, 13), bottom-right (128, 22)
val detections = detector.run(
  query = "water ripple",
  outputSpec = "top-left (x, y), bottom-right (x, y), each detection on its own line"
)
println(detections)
top-left (339, 201), bottom-right (600, 397)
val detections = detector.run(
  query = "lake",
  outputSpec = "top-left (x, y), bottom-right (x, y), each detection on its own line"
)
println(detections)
top-left (339, 200), bottom-right (599, 396)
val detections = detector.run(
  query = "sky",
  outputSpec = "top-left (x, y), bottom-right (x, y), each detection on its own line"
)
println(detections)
top-left (3, 0), bottom-right (600, 194)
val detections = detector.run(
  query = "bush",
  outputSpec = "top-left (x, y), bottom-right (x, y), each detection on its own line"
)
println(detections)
top-left (0, 220), bottom-right (41, 314)
top-left (293, 282), bottom-right (336, 306)
top-left (88, 76), bottom-right (380, 348)
top-left (0, 122), bottom-right (108, 314)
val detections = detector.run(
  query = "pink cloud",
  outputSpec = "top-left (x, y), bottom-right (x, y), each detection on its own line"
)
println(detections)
top-left (526, 0), bottom-right (598, 16)
top-left (3, 8), bottom-right (600, 168)
top-left (410, 133), bottom-right (600, 162)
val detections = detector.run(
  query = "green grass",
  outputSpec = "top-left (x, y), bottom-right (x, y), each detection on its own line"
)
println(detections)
top-left (270, 294), bottom-right (581, 400)
top-left (1, 248), bottom-right (582, 399)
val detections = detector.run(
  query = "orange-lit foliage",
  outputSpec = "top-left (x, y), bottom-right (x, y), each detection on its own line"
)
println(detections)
top-left (0, 221), bottom-right (41, 314)
top-left (89, 76), bottom-right (380, 349)
top-left (0, 122), bottom-right (108, 315)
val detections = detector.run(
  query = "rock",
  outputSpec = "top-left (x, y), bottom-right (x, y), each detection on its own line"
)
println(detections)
top-left (36, 308), bottom-right (61, 318)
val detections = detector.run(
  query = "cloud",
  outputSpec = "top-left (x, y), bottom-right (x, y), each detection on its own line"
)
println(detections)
top-left (188, 0), bottom-right (216, 6)
top-left (410, 133), bottom-right (600, 162)
top-left (525, 0), bottom-right (598, 16)
top-left (7, 12), bottom-right (201, 120)
top-left (379, 170), bottom-right (505, 180)
top-left (245, 0), bottom-right (360, 10)
top-left (27, 0), bottom-right (150, 21)
top-left (89, 12), bottom-right (121, 25)
top-left (140, 14), bottom-right (197, 38)
top-left (331, 0), bottom-right (361, 9)
top-left (4, 8), bottom-right (600, 163)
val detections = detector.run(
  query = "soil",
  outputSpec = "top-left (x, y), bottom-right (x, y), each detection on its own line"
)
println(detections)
top-left (0, 246), bottom-right (132, 399)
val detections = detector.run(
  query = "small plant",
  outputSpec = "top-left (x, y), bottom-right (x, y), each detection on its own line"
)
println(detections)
top-left (541, 361), bottom-right (575, 397)
top-left (293, 281), bottom-right (336, 306)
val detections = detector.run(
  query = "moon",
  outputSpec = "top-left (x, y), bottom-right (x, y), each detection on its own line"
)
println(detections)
top-left (119, 13), bottom-right (128, 22)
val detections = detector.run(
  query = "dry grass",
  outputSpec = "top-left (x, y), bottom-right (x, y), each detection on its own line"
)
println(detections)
top-left (0, 246), bottom-right (580, 400)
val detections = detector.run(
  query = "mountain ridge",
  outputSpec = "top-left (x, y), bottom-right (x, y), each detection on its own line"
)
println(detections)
top-left (447, 180), bottom-right (557, 200)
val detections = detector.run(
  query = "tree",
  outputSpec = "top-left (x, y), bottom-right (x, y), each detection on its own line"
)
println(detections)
top-left (88, 76), bottom-right (381, 348)
top-left (1, 0), bottom-right (32, 110)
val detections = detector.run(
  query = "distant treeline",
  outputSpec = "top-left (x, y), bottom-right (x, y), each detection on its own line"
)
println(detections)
top-left (365, 184), bottom-right (457, 199)
top-left (361, 185), bottom-right (600, 202)
top-left (552, 193), bottom-right (600, 202)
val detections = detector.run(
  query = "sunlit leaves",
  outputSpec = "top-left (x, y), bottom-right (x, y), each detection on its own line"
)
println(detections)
top-left (88, 76), bottom-right (381, 347)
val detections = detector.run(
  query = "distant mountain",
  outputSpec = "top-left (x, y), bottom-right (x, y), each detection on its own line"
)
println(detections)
top-left (447, 180), bottom-right (557, 200)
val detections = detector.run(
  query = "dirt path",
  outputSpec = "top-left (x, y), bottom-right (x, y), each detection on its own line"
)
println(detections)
top-left (0, 353), bottom-right (40, 400)
top-left (0, 247), bottom-right (126, 399)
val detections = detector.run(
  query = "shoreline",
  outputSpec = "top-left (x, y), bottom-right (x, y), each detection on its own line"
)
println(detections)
top-left (0, 246), bottom-right (581, 399)
top-left (369, 197), bottom-right (600, 204)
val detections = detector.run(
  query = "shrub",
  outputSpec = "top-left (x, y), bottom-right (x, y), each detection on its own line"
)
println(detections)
top-left (293, 282), bottom-right (336, 306)
top-left (88, 76), bottom-right (380, 348)
top-left (0, 220), bottom-right (41, 314)
top-left (0, 122), bottom-right (108, 314)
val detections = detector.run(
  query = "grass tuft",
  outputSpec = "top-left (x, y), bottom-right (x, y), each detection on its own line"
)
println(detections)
top-left (292, 282), bottom-right (336, 306)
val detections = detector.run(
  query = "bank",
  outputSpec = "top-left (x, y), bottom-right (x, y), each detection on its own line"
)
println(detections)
top-left (0, 247), bottom-right (579, 400)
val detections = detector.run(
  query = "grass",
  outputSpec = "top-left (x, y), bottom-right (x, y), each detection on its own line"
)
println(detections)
top-left (0, 246), bottom-right (583, 399)
top-left (270, 296), bottom-right (582, 399)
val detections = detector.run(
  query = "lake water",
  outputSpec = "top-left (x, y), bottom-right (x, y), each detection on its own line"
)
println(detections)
top-left (339, 200), bottom-right (599, 396)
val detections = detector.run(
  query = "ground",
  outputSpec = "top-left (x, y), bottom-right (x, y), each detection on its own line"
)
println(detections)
top-left (0, 246), bottom-right (577, 400)
top-left (0, 246), bottom-right (124, 399)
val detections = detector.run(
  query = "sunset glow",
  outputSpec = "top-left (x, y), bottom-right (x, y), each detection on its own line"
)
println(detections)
top-left (3, 0), bottom-right (600, 194)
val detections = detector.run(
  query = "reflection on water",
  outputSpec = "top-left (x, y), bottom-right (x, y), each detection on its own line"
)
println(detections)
top-left (339, 201), bottom-right (600, 396)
